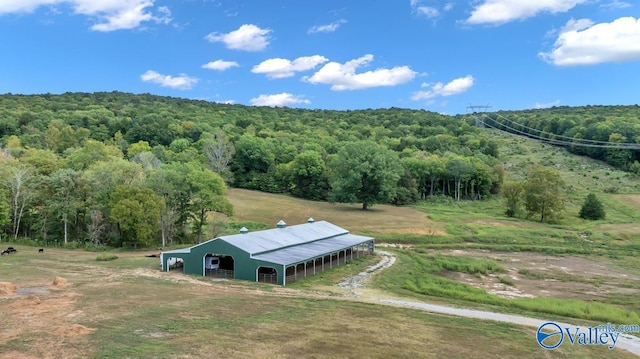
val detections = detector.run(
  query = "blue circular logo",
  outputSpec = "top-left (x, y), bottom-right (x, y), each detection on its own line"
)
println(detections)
top-left (537, 322), bottom-right (564, 349)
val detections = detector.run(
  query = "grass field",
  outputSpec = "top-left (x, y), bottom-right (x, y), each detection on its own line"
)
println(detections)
top-left (1, 247), bottom-right (637, 359)
top-left (3, 130), bottom-right (640, 358)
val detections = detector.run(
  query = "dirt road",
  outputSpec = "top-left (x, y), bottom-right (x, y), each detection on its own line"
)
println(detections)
top-left (341, 250), bottom-right (640, 356)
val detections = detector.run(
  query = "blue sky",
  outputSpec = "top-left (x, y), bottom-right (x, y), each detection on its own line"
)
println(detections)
top-left (0, 0), bottom-right (638, 114)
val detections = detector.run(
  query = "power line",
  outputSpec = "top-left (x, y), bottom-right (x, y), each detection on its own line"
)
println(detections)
top-left (470, 113), bottom-right (640, 150)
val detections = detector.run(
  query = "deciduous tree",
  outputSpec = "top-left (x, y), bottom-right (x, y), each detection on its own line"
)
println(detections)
top-left (328, 141), bottom-right (402, 210)
top-left (524, 166), bottom-right (565, 222)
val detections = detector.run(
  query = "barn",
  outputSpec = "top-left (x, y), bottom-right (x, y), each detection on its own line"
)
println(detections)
top-left (160, 219), bottom-right (374, 286)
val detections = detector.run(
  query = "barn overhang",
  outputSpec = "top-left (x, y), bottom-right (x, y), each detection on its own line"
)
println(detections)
top-left (252, 233), bottom-right (373, 266)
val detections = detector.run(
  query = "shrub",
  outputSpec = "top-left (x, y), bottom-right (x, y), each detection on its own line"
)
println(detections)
top-left (96, 253), bottom-right (118, 261)
top-left (579, 193), bottom-right (606, 220)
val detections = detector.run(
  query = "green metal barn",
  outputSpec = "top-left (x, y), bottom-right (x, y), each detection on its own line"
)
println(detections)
top-left (160, 219), bottom-right (374, 286)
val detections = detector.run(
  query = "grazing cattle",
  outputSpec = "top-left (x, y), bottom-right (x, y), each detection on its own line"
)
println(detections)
top-left (38, 248), bottom-right (44, 253)
top-left (2, 247), bottom-right (17, 255)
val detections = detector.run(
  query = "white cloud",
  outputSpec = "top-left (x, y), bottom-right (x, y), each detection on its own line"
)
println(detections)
top-left (601, 1), bottom-right (632, 9)
top-left (534, 100), bottom-right (561, 109)
top-left (252, 56), bottom-right (328, 79)
top-left (250, 93), bottom-right (310, 107)
top-left (0, 0), bottom-right (171, 31)
top-left (205, 24), bottom-right (271, 51)
top-left (539, 17), bottom-right (640, 66)
top-left (410, 1), bottom-right (440, 18)
top-left (308, 19), bottom-right (347, 33)
top-left (140, 70), bottom-right (198, 90)
top-left (202, 60), bottom-right (239, 71)
top-left (304, 54), bottom-right (417, 91)
top-left (411, 75), bottom-right (474, 100)
top-left (465, 0), bottom-right (587, 25)
top-left (417, 6), bottom-right (439, 18)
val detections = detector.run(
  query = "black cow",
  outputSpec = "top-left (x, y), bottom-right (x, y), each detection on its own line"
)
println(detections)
top-left (39, 248), bottom-right (44, 253)
top-left (1, 247), bottom-right (17, 255)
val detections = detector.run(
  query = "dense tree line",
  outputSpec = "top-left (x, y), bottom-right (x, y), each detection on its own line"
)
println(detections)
top-left (0, 92), bottom-right (509, 245)
top-left (484, 105), bottom-right (640, 171)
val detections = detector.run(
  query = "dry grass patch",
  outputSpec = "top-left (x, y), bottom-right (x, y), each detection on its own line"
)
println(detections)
top-left (228, 188), bottom-right (441, 234)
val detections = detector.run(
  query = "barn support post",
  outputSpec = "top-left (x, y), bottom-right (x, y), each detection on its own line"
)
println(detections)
top-left (282, 265), bottom-right (286, 286)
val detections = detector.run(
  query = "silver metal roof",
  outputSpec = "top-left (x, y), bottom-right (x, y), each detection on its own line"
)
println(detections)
top-left (252, 233), bottom-right (373, 265)
top-left (162, 220), bottom-right (374, 266)
top-left (219, 220), bottom-right (349, 255)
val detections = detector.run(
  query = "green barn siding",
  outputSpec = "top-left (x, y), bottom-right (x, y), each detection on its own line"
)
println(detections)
top-left (161, 221), bottom-right (375, 286)
top-left (172, 240), bottom-right (283, 282)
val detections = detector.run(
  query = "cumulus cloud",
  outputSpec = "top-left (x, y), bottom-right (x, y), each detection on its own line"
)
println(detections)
top-left (539, 17), bottom-right (640, 66)
top-left (304, 54), bottom-right (417, 91)
top-left (140, 70), bottom-right (198, 90)
top-left (205, 24), bottom-right (271, 51)
top-left (0, 0), bottom-right (172, 31)
top-left (202, 60), bottom-right (239, 71)
top-left (308, 19), bottom-right (347, 33)
top-left (465, 0), bottom-right (587, 25)
top-left (250, 93), bottom-right (310, 107)
top-left (251, 56), bottom-right (328, 79)
top-left (411, 75), bottom-right (474, 100)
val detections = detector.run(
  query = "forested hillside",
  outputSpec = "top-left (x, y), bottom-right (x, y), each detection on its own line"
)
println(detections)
top-left (0, 92), bottom-right (637, 247)
top-left (483, 106), bottom-right (640, 171)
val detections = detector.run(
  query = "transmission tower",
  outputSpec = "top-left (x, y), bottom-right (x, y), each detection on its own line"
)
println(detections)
top-left (466, 104), bottom-right (492, 128)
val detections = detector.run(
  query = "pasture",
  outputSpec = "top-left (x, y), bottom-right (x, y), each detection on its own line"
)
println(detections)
top-left (1, 246), bottom-right (637, 359)
top-left (2, 131), bottom-right (640, 358)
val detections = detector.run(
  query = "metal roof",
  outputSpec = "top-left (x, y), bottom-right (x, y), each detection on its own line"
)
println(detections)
top-left (252, 233), bottom-right (373, 265)
top-left (218, 220), bottom-right (349, 255)
top-left (163, 220), bottom-right (374, 267)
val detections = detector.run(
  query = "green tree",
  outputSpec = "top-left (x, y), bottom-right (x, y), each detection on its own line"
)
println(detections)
top-left (21, 148), bottom-right (60, 175)
top-left (446, 155), bottom-right (474, 201)
top-left (502, 181), bottom-right (524, 217)
top-left (579, 193), bottom-right (606, 220)
top-left (285, 150), bottom-right (329, 200)
top-left (201, 130), bottom-right (235, 182)
top-left (109, 186), bottom-right (164, 247)
top-left (127, 140), bottom-right (152, 158)
top-left (328, 141), bottom-right (402, 210)
top-left (64, 139), bottom-right (123, 170)
top-left (1, 164), bottom-right (33, 239)
top-left (188, 166), bottom-right (232, 243)
top-left (45, 168), bottom-right (83, 244)
top-left (0, 188), bottom-right (9, 236)
top-left (524, 167), bottom-right (566, 222)
top-left (231, 134), bottom-right (275, 190)
top-left (147, 162), bottom-right (232, 244)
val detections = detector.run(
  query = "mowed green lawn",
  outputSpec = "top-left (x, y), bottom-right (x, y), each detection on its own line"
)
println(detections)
top-left (1, 248), bottom-right (635, 359)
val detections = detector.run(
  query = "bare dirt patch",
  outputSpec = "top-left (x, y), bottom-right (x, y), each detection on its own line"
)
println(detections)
top-left (52, 276), bottom-right (68, 288)
top-left (0, 279), bottom-right (94, 359)
top-left (437, 249), bottom-right (640, 301)
top-left (377, 227), bottom-right (447, 236)
top-left (0, 282), bottom-right (17, 295)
